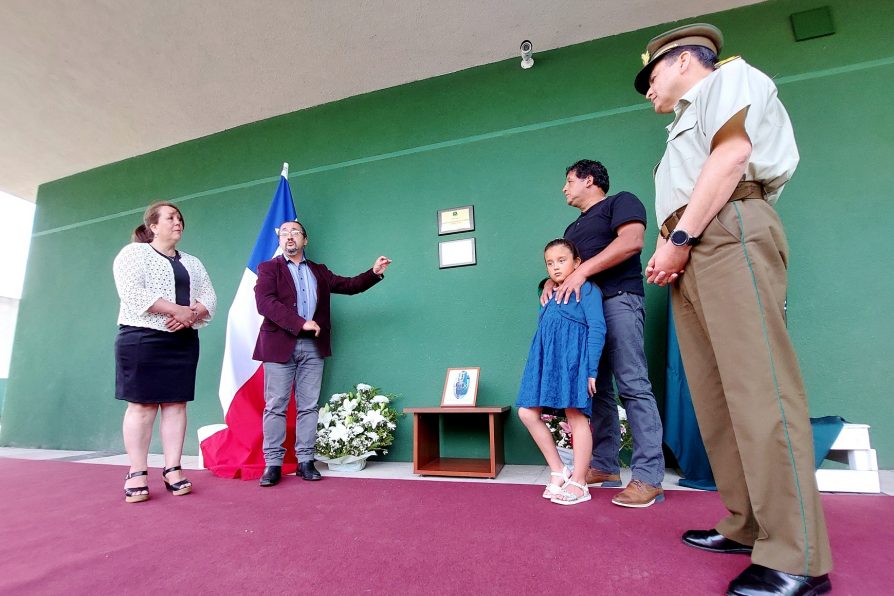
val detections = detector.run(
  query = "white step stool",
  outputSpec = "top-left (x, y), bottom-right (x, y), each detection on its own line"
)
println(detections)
top-left (815, 423), bottom-right (880, 493)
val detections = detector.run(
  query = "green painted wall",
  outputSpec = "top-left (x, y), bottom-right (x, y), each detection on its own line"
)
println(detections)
top-left (3, 0), bottom-right (893, 467)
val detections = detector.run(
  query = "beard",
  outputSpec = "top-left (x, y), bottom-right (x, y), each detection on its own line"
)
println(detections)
top-left (284, 243), bottom-right (300, 257)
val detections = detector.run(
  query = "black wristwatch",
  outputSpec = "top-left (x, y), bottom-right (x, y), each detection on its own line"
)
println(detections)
top-left (670, 228), bottom-right (700, 247)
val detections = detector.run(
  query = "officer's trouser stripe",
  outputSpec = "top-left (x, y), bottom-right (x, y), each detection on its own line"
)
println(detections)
top-left (732, 201), bottom-right (811, 575)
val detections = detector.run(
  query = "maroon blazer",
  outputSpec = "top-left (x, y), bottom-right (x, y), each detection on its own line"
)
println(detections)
top-left (252, 255), bottom-right (382, 363)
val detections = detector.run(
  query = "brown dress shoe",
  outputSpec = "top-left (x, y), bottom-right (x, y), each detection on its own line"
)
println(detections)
top-left (611, 479), bottom-right (665, 508)
top-left (585, 467), bottom-right (622, 487)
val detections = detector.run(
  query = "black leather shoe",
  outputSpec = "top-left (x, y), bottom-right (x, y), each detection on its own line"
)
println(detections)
top-left (297, 461), bottom-right (322, 481)
top-left (682, 529), bottom-right (753, 554)
top-left (728, 564), bottom-right (831, 596)
top-left (259, 465), bottom-right (282, 487)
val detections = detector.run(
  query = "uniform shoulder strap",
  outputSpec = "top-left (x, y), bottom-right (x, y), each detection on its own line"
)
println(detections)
top-left (715, 55), bottom-right (741, 68)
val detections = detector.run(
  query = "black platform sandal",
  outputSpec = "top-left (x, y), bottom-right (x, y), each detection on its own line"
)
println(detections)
top-left (124, 470), bottom-right (150, 503)
top-left (162, 465), bottom-right (193, 496)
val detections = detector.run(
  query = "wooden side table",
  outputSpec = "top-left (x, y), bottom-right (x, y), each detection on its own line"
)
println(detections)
top-left (403, 406), bottom-right (510, 478)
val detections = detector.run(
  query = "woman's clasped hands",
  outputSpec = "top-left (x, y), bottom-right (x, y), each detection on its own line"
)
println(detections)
top-left (164, 302), bottom-right (206, 331)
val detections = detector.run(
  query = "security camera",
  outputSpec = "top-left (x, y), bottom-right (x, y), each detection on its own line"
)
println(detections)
top-left (520, 40), bottom-right (534, 69)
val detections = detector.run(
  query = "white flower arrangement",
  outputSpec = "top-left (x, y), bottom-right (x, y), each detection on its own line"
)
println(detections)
top-left (315, 383), bottom-right (400, 466)
top-left (618, 405), bottom-right (633, 456)
top-left (541, 413), bottom-right (573, 449)
top-left (542, 405), bottom-right (633, 467)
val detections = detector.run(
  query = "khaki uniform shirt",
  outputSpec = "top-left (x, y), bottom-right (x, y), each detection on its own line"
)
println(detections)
top-left (653, 58), bottom-right (799, 225)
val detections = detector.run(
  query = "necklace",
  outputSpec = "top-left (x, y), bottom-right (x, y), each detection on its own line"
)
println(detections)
top-left (151, 245), bottom-right (178, 260)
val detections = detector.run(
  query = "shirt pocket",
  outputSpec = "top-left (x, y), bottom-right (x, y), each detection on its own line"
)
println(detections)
top-left (666, 109), bottom-right (704, 163)
top-left (669, 108), bottom-right (698, 139)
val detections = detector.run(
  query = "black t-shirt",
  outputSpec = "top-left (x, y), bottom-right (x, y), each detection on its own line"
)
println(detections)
top-left (563, 191), bottom-right (647, 298)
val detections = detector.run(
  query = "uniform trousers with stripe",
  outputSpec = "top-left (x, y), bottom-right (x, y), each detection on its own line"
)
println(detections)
top-left (670, 198), bottom-right (832, 576)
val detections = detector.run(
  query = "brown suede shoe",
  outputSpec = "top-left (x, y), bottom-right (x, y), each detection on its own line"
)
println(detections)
top-left (585, 467), bottom-right (622, 487)
top-left (611, 479), bottom-right (665, 508)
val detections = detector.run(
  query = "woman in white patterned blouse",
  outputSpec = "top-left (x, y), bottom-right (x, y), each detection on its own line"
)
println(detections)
top-left (113, 201), bottom-right (216, 503)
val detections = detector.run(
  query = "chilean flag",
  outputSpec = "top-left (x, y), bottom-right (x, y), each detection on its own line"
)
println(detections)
top-left (200, 163), bottom-right (300, 479)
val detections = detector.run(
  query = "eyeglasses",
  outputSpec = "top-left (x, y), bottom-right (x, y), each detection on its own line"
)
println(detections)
top-left (277, 230), bottom-right (304, 238)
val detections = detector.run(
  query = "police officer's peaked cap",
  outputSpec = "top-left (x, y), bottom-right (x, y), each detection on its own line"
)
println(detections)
top-left (634, 23), bottom-right (723, 95)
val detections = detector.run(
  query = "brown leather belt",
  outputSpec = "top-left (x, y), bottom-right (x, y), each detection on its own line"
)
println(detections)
top-left (659, 180), bottom-right (766, 240)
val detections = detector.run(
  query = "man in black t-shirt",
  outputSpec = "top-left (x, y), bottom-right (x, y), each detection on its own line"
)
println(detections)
top-left (542, 160), bottom-right (665, 507)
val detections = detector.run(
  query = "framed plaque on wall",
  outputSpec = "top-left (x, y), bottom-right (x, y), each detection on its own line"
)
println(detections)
top-left (437, 205), bottom-right (475, 235)
top-left (438, 237), bottom-right (476, 268)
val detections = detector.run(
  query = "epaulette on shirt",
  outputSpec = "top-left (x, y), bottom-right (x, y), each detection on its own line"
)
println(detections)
top-left (716, 55), bottom-right (742, 68)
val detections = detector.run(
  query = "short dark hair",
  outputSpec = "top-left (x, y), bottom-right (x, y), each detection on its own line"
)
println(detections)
top-left (543, 238), bottom-right (581, 260)
top-left (279, 219), bottom-right (307, 238)
top-left (565, 160), bottom-right (610, 194)
top-left (660, 45), bottom-right (718, 69)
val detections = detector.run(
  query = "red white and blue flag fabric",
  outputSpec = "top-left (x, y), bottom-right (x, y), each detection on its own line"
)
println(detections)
top-left (200, 165), bottom-right (300, 479)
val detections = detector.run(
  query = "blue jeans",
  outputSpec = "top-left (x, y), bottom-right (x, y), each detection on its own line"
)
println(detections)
top-left (262, 338), bottom-right (325, 465)
top-left (590, 292), bottom-right (665, 486)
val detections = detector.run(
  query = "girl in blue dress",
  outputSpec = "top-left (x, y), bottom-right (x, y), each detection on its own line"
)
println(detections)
top-left (516, 239), bottom-right (606, 505)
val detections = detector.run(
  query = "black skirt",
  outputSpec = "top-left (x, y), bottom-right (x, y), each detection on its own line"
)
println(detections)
top-left (115, 325), bottom-right (200, 403)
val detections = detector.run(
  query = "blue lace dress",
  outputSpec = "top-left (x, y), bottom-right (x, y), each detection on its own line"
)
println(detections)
top-left (515, 282), bottom-right (606, 416)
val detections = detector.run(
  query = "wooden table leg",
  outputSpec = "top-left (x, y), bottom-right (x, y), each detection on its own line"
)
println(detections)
top-left (488, 412), bottom-right (505, 478)
top-left (414, 412), bottom-right (440, 473)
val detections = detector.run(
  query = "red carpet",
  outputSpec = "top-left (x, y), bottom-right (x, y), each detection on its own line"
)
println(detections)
top-left (1, 458), bottom-right (890, 594)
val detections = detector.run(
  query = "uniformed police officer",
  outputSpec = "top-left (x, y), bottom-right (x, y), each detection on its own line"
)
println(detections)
top-left (636, 23), bottom-right (833, 596)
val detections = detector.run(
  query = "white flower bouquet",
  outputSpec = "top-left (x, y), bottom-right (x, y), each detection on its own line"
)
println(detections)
top-left (542, 413), bottom-right (573, 449)
top-left (542, 405), bottom-right (633, 467)
top-left (618, 404), bottom-right (633, 456)
top-left (315, 383), bottom-right (400, 469)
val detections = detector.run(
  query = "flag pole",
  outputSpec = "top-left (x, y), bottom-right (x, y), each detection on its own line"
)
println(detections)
top-left (281, 162), bottom-right (289, 178)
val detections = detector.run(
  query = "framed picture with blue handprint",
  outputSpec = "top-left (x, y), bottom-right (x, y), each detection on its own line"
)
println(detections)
top-left (441, 367), bottom-right (480, 407)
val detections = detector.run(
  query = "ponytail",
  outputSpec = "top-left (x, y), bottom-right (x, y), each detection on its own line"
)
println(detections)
top-left (132, 224), bottom-right (153, 243)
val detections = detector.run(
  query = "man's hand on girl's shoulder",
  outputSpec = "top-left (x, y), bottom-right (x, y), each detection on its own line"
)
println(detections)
top-left (555, 270), bottom-right (586, 304)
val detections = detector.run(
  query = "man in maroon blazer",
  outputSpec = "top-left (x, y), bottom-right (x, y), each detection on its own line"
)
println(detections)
top-left (254, 219), bottom-right (391, 486)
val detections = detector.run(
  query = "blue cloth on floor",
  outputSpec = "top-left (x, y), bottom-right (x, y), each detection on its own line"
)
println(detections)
top-left (810, 415), bottom-right (846, 469)
top-left (665, 302), bottom-right (846, 491)
top-left (664, 300), bottom-right (715, 489)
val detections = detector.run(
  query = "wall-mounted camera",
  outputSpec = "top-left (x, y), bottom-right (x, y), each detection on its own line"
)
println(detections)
top-left (520, 40), bottom-right (534, 69)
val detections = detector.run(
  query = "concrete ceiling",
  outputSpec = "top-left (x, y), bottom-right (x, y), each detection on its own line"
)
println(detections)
top-left (0, 0), bottom-right (760, 202)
